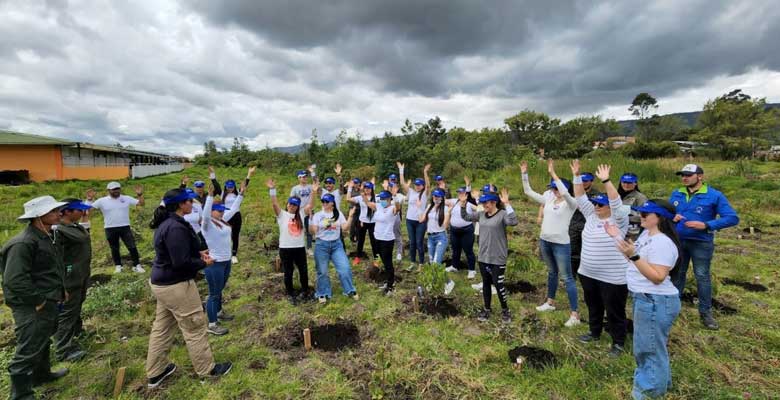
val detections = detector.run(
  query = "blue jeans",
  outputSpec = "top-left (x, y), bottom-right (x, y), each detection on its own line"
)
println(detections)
top-left (631, 292), bottom-right (681, 400)
top-left (204, 260), bottom-right (231, 323)
top-left (673, 240), bottom-right (714, 314)
top-left (539, 239), bottom-right (577, 312)
top-left (450, 225), bottom-right (476, 271)
top-left (427, 231), bottom-right (448, 264)
top-left (406, 219), bottom-right (426, 263)
top-left (314, 239), bottom-right (356, 298)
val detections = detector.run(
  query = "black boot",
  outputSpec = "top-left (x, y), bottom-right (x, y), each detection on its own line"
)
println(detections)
top-left (10, 373), bottom-right (35, 400)
top-left (31, 368), bottom-right (68, 387)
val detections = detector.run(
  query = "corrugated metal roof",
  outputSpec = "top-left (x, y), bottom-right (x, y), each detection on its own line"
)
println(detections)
top-left (0, 130), bottom-right (75, 145)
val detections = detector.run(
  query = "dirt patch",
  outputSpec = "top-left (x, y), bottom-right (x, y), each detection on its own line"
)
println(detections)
top-left (507, 346), bottom-right (558, 369)
top-left (249, 358), bottom-right (268, 370)
top-left (266, 321), bottom-right (361, 352)
top-left (722, 278), bottom-right (768, 292)
top-left (742, 227), bottom-right (763, 234)
top-left (504, 280), bottom-right (537, 294)
top-left (263, 238), bottom-right (280, 252)
top-left (418, 297), bottom-right (460, 318)
top-left (680, 293), bottom-right (738, 315)
top-left (88, 273), bottom-right (112, 288)
top-left (364, 265), bottom-right (403, 284)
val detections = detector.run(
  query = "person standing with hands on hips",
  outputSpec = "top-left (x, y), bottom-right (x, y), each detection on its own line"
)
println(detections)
top-left (669, 164), bottom-right (738, 330)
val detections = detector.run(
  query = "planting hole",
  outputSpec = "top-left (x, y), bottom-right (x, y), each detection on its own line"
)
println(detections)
top-left (302, 322), bottom-right (361, 351)
top-left (88, 274), bottom-right (112, 288)
top-left (507, 346), bottom-right (558, 369)
top-left (504, 280), bottom-right (537, 294)
top-left (680, 293), bottom-right (738, 315)
top-left (721, 278), bottom-right (768, 292)
top-left (418, 297), bottom-right (460, 318)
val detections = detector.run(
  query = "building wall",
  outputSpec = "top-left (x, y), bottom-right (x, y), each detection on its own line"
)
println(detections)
top-left (62, 166), bottom-right (130, 180)
top-left (0, 145), bottom-right (62, 182)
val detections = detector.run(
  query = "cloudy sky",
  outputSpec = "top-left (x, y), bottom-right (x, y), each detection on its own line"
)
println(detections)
top-left (2, 0), bottom-right (779, 157)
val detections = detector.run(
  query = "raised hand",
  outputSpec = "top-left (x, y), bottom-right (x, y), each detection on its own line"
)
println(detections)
top-left (396, 161), bottom-right (405, 170)
top-left (182, 175), bottom-right (190, 185)
top-left (308, 164), bottom-right (316, 173)
top-left (208, 165), bottom-right (215, 175)
top-left (346, 180), bottom-right (355, 191)
top-left (266, 178), bottom-right (276, 189)
top-left (464, 175), bottom-right (471, 186)
top-left (334, 163), bottom-right (342, 175)
top-left (500, 187), bottom-right (510, 204)
top-left (382, 179), bottom-right (389, 191)
top-left (134, 184), bottom-right (143, 195)
top-left (304, 203), bottom-right (313, 216)
top-left (247, 166), bottom-right (257, 177)
top-left (596, 164), bottom-right (611, 181)
top-left (570, 159), bottom-right (580, 176)
top-left (547, 159), bottom-right (558, 179)
top-left (520, 160), bottom-right (528, 174)
top-left (85, 188), bottom-right (96, 201)
top-left (311, 181), bottom-right (320, 194)
top-left (423, 163), bottom-right (431, 173)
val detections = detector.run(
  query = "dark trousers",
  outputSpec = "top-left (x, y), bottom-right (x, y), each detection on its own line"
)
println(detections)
top-left (571, 256), bottom-right (581, 281)
top-left (280, 247), bottom-right (309, 296)
top-left (579, 273), bottom-right (628, 346)
top-left (356, 222), bottom-right (378, 258)
top-left (9, 302), bottom-right (58, 383)
top-left (450, 225), bottom-right (476, 271)
top-left (304, 215), bottom-right (313, 249)
top-left (227, 211), bottom-right (242, 256)
top-left (54, 281), bottom-right (88, 360)
top-left (105, 226), bottom-right (140, 266)
top-left (480, 262), bottom-right (508, 311)
top-left (377, 239), bottom-right (395, 289)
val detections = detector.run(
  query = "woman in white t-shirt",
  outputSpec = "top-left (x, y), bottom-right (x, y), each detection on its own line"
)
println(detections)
top-left (372, 189), bottom-right (401, 294)
top-left (522, 159), bottom-right (580, 327)
top-left (397, 161), bottom-right (430, 269)
top-left (420, 188), bottom-right (450, 264)
top-left (611, 199), bottom-right (681, 400)
top-left (346, 180), bottom-right (379, 264)
top-left (444, 184), bottom-right (477, 279)
top-left (308, 191), bottom-right (358, 304)
top-left (267, 179), bottom-right (309, 304)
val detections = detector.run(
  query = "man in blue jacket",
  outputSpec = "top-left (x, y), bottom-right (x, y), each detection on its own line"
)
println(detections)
top-left (669, 164), bottom-right (739, 330)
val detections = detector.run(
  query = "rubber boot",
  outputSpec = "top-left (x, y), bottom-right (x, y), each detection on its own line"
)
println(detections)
top-left (10, 373), bottom-right (36, 400)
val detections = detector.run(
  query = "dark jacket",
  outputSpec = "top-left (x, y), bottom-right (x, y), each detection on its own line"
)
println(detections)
top-left (0, 225), bottom-right (65, 307)
top-left (56, 223), bottom-right (92, 290)
top-left (151, 213), bottom-right (206, 285)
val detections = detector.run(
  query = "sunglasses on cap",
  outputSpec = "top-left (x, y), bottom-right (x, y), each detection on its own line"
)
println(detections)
top-left (680, 172), bottom-right (695, 177)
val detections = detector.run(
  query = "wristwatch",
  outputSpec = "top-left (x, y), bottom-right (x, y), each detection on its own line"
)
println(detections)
top-left (629, 254), bottom-right (640, 262)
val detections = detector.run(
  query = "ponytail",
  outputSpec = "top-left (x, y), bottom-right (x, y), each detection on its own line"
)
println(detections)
top-left (150, 203), bottom-right (177, 229)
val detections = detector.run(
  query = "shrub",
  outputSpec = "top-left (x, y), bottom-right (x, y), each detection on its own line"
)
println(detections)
top-left (620, 141), bottom-right (681, 159)
top-left (417, 263), bottom-right (448, 296)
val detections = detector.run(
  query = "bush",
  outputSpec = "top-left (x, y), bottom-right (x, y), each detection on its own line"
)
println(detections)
top-left (82, 276), bottom-right (148, 318)
top-left (418, 263), bottom-right (449, 296)
top-left (620, 141), bottom-right (681, 159)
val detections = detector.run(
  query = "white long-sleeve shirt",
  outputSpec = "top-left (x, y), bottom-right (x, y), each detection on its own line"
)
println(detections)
top-left (522, 175), bottom-right (577, 244)
top-left (201, 194), bottom-right (243, 262)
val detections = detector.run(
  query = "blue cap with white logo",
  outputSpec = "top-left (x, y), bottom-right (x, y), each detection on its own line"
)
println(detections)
top-left (324, 177), bottom-right (336, 184)
top-left (414, 178), bottom-right (425, 186)
top-left (633, 200), bottom-right (675, 220)
top-left (479, 193), bottom-right (499, 203)
top-left (378, 190), bottom-right (392, 199)
top-left (620, 173), bottom-right (638, 184)
top-left (212, 204), bottom-right (230, 212)
top-left (225, 179), bottom-right (236, 188)
top-left (352, 177), bottom-right (362, 184)
top-left (194, 180), bottom-right (205, 188)
top-left (434, 175), bottom-right (444, 181)
top-left (363, 182), bottom-right (374, 189)
top-left (431, 188), bottom-right (445, 198)
top-left (321, 193), bottom-right (335, 203)
top-left (296, 170), bottom-right (308, 178)
top-left (581, 173), bottom-right (595, 182)
top-left (389, 173), bottom-right (398, 180)
top-left (589, 193), bottom-right (609, 206)
top-left (287, 197), bottom-right (301, 207)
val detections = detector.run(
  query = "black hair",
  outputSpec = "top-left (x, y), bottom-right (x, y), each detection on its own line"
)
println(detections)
top-left (647, 199), bottom-right (685, 275)
top-left (464, 190), bottom-right (477, 206)
top-left (425, 196), bottom-right (446, 226)
top-left (365, 187), bottom-right (376, 220)
top-left (150, 188), bottom-right (186, 229)
top-left (288, 196), bottom-right (303, 230)
top-left (618, 173), bottom-right (641, 198)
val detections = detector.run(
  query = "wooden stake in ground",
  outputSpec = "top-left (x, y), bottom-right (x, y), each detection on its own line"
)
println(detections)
top-left (113, 366), bottom-right (126, 397)
top-left (303, 328), bottom-right (312, 351)
top-left (274, 257), bottom-right (281, 272)
top-left (412, 296), bottom-right (419, 313)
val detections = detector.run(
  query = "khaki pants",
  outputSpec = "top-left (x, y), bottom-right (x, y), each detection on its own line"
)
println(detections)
top-left (145, 279), bottom-right (214, 378)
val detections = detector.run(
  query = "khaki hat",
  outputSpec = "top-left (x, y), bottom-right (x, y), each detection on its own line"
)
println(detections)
top-left (17, 196), bottom-right (68, 220)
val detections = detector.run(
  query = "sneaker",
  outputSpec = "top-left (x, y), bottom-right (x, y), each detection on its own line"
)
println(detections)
top-left (607, 344), bottom-right (625, 358)
top-left (444, 266), bottom-right (458, 272)
top-left (207, 323), bottom-right (228, 336)
top-left (114, 265), bottom-right (123, 273)
top-left (132, 264), bottom-right (146, 273)
top-left (348, 291), bottom-right (360, 300)
top-left (477, 309), bottom-right (491, 322)
top-left (396, 253), bottom-right (402, 261)
top-left (147, 363), bottom-right (176, 388)
top-left (318, 296), bottom-right (327, 304)
top-left (444, 280), bottom-right (455, 295)
top-left (536, 302), bottom-right (556, 312)
top-left (231, 256), bottom-right (239, 264)
top-left (377, 283), bottom-right (388, 290)
top-left (209, 362), bottom-right (233, 378)
top-left (307, 248), bottom-right (314, 257)
top-left (217, 310), bottom-right (234, 321)
top-left (701, 313), bottom-right (719, 330)
top-left (352, 257), bottom-right (362, 266)
top-left (384, 288), bottom-right (394, 296)
top-left (467, 270), bottom-right (476, 279)
top-left (564, 315), bottom-right (581, 327)
top-left (471, 283), bottom-right (483, 290)
top-left (501, 309), bottom-right (512, 323)
top-left (578, 333), bottom-right (600, 343)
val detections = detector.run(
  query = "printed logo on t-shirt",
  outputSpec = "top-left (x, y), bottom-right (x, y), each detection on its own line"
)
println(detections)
top-left (287, 219), bottom-right (302, 237)
top-left (321, 217), bottom-right (338, 231)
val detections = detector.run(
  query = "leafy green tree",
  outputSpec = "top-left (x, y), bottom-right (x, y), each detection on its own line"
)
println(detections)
top-left (503, 110), bottom-right (560, 152)
top-left (629, 92), bottom-right (658, 119)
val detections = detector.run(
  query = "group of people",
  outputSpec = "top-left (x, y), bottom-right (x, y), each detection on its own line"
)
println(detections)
top-left (0, 160), bottom-right (738, 400)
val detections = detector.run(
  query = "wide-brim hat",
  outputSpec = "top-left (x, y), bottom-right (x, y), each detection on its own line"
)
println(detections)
top-left (18, 196), bottom-right (68, 220)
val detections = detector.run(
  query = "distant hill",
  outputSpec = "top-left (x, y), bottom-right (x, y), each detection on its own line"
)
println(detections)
top-left (275, 103), bottom-right (780, 153)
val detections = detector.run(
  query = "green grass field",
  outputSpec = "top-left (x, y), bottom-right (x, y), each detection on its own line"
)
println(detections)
top-left (1, 157), bottom-right (779, 399)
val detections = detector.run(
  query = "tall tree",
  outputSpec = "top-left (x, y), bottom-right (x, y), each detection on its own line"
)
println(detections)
top-left (503, 110), bottom-right (560, 152)
top-left (629, 92), bottom-right (659, 119)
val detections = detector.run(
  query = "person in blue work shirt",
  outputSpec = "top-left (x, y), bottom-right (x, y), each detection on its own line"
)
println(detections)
top-left (669, 164), bottom-right (739, 330)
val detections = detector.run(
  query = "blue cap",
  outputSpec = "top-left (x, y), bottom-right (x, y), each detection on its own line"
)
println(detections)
top-left (434, 175), bottom-right (444, 181)
top-left (413, 178), bottom-right (425, 186)
top-left (194, 180), bottom-right (205, 188)
top-left (388, 182), bottom-right (396, 187)
top-left (378, 190), bottom-right (392, 199)
top-left (63, 201), bottom-right (92, 211)
top-left (324, 177), bottom-right (336, 184)
top-left (620, 173), bottom-right (638, 184)
top-left (633, 201), bottom-right (675, 220)
top-left (479, 193), bottom-right (499, 203)
top-left (352, 177), bottom-right (362, 184)
top-left (389, 173), bottom-right (398, 180)
top-left (225, 179), bottom-right (236, 188)
top-left (287, 197), bottom-right (301, 207)
top-left (581, 173), bottom-right (595, 182)
top-left (589, 193), bottom-right (609, 206)
top-left (431, 188), bottom-right (445, 198)
top-left (164, 189), bottom-right (198, 206)
top-left (212, 204), bottom-right (230, 212)
top-left (363, 182), bottom-right (374, 189)
top-left (547, 178), bottom-right (571, 191)
top-left (296, 170), bottom-right (307, 177)
top-left (456, 186), bottom-right (468, 193)
top-left (321, 193), bottom-right (335, 203)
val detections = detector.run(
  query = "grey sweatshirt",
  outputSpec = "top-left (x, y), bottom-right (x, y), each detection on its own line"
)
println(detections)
top-left (461, 204), bottom-right (519, 265)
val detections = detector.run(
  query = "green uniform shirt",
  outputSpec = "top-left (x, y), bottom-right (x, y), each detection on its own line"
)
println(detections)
top-left (0, 225), bottom-right (65, 307)
top-left (55, 223), bottom-right (92, 290)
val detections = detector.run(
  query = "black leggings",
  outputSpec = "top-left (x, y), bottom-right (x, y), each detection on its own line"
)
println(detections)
top-left (228, 211), bottom-right (242, 256)
top-left (480, 262), bottom-right (508, 310)
top-left (279, 247), bottom-right (309, 296)
top-left (450, 225), bottom-right (476, 271)
top-left (356, 222), bottom-right (378, 258)
top-left (105, 226), bottom-right (140, 266)
top-left (377, 239), bottom-right (395, 289)
top-left (579, 273), bottom-right (628, 346)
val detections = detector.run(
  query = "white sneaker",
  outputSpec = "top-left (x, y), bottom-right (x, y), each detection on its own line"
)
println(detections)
top-left (114, 265), bottom-right (123, 273)
top-left (231, 256), bottom-right (239, 264)
top-left (132, 265), bottom-right (145, 273)
top-left (444, 280), bottom-right (455, 295)
top-left (467, 271), bottom-right (476, 279)
top-left (396, 253), bottom-right (402, 261)
top-left (471, 283), bottom-right (483, 290)
top-left (564, 315), bottom-right (581, 327)
top-left (307, 249), bottom-right (314, 257)
top-left (444, 266), bottom-right (458, 273)
top-left (536, 302), bottom-right (556, 312)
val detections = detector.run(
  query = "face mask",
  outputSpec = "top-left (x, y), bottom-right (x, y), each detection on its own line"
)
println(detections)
top-left (433, 197), bottom-right (442, 204)
top-left (380, 200), bottom-right (389, 208)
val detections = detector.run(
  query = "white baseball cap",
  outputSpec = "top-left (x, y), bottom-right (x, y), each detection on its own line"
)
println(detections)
top-left (676, 164), bottom-right (704, 175)
top-left (17, 196), bottom-right (68, 220)
top-left (106, 181), bottom-right (121, 190)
